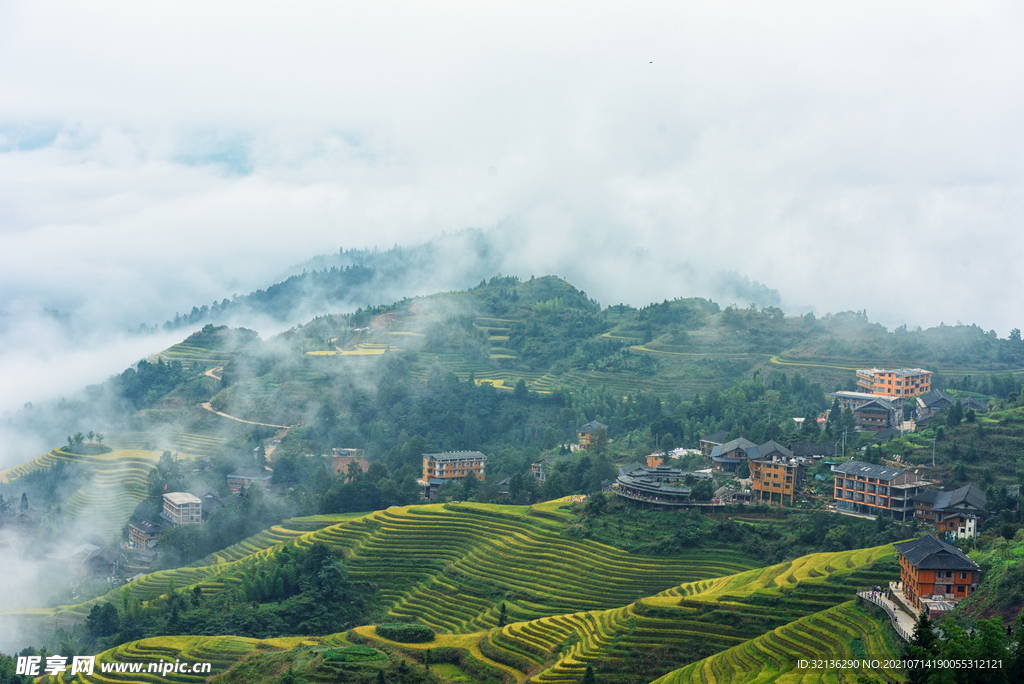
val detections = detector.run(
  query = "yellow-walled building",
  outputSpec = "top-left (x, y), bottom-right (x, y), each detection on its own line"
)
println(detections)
top-left (419, 450), bottom-right (487, 499)
top-left (855, 367), bottom-right (932, 398)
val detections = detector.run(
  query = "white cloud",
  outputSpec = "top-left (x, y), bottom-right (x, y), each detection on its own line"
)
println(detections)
top-left (0, 0), bottom-right (1021, 416)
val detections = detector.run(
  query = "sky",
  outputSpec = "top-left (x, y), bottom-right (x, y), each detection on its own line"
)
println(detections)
top-left (1, 0), bottom-right (1023, 415)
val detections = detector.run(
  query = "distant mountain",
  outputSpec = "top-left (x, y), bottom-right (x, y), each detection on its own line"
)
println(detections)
top-left (151, 225), bottom-right (785, 333)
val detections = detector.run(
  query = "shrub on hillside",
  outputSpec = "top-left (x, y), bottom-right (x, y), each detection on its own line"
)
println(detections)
top-left (376, 623), bottom-right (435, 643)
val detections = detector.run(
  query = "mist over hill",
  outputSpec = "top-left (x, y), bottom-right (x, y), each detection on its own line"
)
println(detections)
top-left (149, 225), bottom-right (784, 336)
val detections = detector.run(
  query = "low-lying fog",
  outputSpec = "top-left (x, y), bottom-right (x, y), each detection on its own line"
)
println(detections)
top-left (2, 0), bottom-right (1022, 447)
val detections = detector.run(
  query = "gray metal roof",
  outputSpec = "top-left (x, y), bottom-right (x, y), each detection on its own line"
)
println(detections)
top-left (423, 451), bottom-right (487, 462)
top-left (834, 460), bottom-right (907, 481)
top-left (577, 421), bottom-right (608, 434)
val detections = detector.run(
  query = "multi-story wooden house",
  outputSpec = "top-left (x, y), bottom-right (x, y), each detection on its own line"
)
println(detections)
top-left (419, 451), bottom-right (487, 499)
top-left (895, 535), bottom-right (980, 612)
top-left (750, 442), bottom-right (803, 506)
top-left (709, 437), bottom-right (757, 472)
top-left (833, 460), bottom-right (929, 520)
top-left (161, 492), bottom-right (202, 526)
top-left (913, 484), bottom-right (986, 537)
top-left (856, 367), bottom-right (932, 398)
top-left (128, 519), bottom-right (163, 548)
top-left (699, 430), bottom-right (728, 458)
top-left (576, 421), bottom-right (608, 448)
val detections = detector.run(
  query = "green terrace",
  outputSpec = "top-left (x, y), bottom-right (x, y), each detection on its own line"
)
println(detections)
top-left (47, 516), bottom-right (348, 622)
top-left (101, 433), bottom-right (226, 457)
top-left (153, 342), bottom-right (243, 370)
top-left (43, 511), bottom-right (903, 684)
top-left (651, 602), bottom-right (902, 684)
top-left (0, 447), bottom-right (210, 538)
top-left (47, 503), bottom-right (760, 633)
top-left (481, 544), bottom-right (898, 683)
top-left (290, 504), bottom-right (758, 633)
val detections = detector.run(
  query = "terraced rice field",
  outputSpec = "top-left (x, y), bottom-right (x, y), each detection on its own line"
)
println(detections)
top-left (307, 343), bottom-right (402, 356)
top-left (294, 504), bottom-right (756, 633)
top-left (46, 634), bottom-right (321, 684)
top-left (651, 601), bottom-right (902, 683)
top-left (50, 503), bottom-right (757, 634)
top-left (43, 505), bottom-right (901, 684)
top-left (196, 514), bottom-right (361, 565)
top-left (101, 432), bottom-right (225, 457)
top-left (408, 367), bottom-right (558, 393)
top-left (153, 343), bottom-right (242, 370)
top-left (481, 544), bottom-right (898, 683)
top-left (0, 448), bottom-right (206, 538)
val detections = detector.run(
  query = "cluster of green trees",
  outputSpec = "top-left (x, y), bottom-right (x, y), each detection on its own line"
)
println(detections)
top-left (651, 370), bottom-right (830, 451)
top-left (64, 430), bottom-right (105, 452)
top-left (904, 610), bottom-right (1023, 684)
top-left (128, 451), bottom-right (295, 567)
top-left (65, 542), bottom-right (373, 657)
top-left (570, 497), bottom-right (914, 563)
top-left (0, 654), bottom-right (31, 684)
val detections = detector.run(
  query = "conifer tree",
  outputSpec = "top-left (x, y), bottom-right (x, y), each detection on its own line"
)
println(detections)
top-left (903, 611), bottom-right (939, 684)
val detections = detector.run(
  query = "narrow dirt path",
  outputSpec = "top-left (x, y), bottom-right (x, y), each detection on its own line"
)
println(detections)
top-left (204, 366), bottom-right (223, 380)
top-left (200, 402), bottom-right (291, 429)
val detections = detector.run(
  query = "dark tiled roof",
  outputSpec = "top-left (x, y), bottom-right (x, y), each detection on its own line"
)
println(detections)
top-left (756, 440), bottom-right (794, 459)
top-left (933, 484), bottom-right (986, 512)
top-left (619, 462), bottom-right (647, 476)
top-left (960, 397), bottom-right (988, 411)
top-left (86, 547), bottom-right (122, 565)
top-left (913, 489), bottom-right (941, 505)
top-left (855, 398), bottom-right (895, 412)
top-left (701, 430), bottom-right (728, 444)
top-left (918, 390), bottom-right (953, 408)
top-left (719, 437), bottom-right (757, 453)
top-left (129, 519), bottom-right (163, 533)
top-left (895, 535), bottom-right (978, 571)
top-left (868, 428), bottom-right (897, 443)
top-left (834, 460), bottom-right (907, 481)
top-left (577, 421), bottom-right (608, 434)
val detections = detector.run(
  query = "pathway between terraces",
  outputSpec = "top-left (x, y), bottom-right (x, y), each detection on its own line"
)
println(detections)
top-left (199, 402), bottom-right (292, 429)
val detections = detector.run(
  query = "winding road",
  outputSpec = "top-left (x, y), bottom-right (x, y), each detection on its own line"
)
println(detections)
top-left (199, 402), bottom-right (292, 429)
